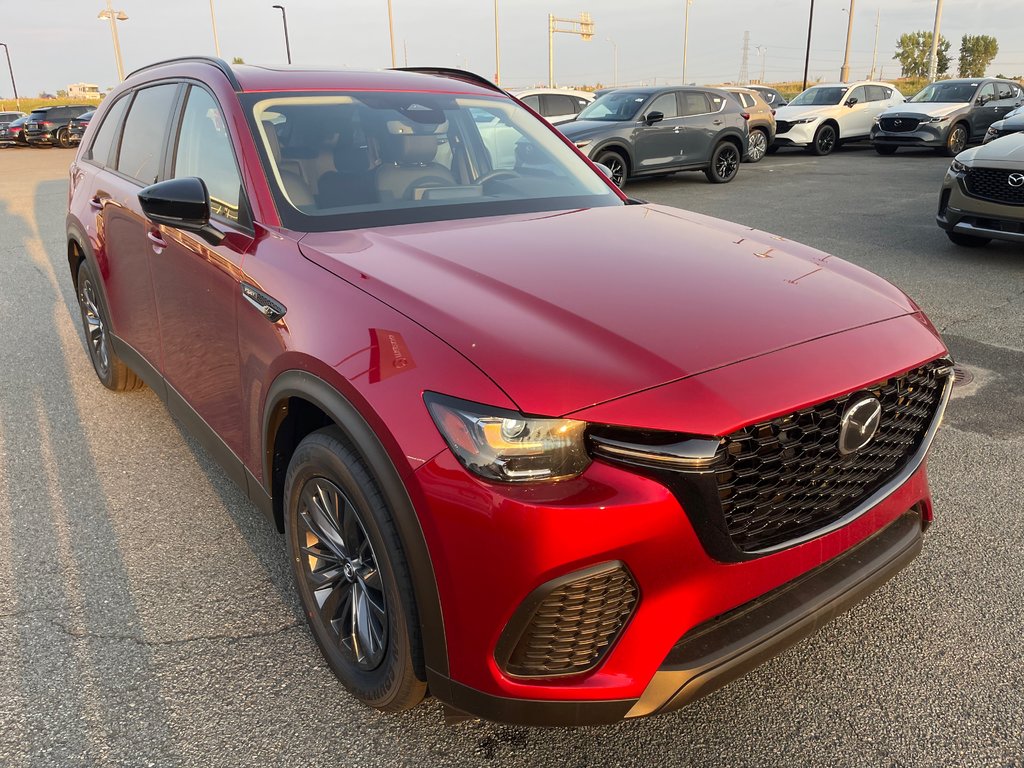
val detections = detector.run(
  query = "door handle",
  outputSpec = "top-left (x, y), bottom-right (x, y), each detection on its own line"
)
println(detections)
top-left (147, 229), bottom-right (167, 252)
top-left (713, 119), bottom-right (724, 125)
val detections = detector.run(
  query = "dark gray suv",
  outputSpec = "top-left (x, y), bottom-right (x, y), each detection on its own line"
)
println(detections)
top-left (871, 78), bottom-right (1024, 156)
top-left (557, 87), bottom-right (748, 187)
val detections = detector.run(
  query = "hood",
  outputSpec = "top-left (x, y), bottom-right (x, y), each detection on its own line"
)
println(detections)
top-left (879, 102), bottom-right (966, 119)
top-left (299, 205), bottom-right (916, 417)
top-left (774, 104), bottom-right (842, 121)
top-left (558, 119), bottom-right (629, 140)
top-left (961, 132), bottom-right (1024, 165)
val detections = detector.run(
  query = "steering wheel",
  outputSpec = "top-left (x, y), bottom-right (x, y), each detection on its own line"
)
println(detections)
top-left (476, 169), bottom-right (519, 186)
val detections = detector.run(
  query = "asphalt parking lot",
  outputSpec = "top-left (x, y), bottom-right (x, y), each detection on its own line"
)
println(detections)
top-left (1, 143), bottom-right (1022, 767)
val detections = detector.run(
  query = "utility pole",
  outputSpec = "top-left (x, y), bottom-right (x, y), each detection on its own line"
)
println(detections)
top-left (738, 31), bottom-right (750, 85)
top-left (927, 0), bottom-right (944, 82)
top-left (548, 12), bottom-right (594, 88)
top-left (607, 37), bottom-right (618, 87)
top-left (869, 9), bottom-right (879, 80)
top-left (387, 0), bottom-right (396, 68)
top-left (209, 0), bottom-right (221, 57)
top-left (802, 0), bottom-right (815, 91)
top-left (755, 45), bottom-right (767, 84)
top-left (682, 0), bottom-right (694, 85)
top-left (493, 0), bottom-right (501, 85)
top-left (0, 43), bottom-right (19, 111)
top-left (840, 0), bottom-right (855, 82)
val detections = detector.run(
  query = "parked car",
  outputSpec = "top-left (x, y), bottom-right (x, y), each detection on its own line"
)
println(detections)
top-left (559, 86), bottom-right (748, 186)
top-left (0, 110), bottom-right (25, 131)
top-left (724, 86), bottom-right (776, 162)
top-left (68, 109), bottom-right (95, 145)
top-left (0, 114), bottom-right (29, 146)
top-left (871, 78), bottom-right (1024, 156)
top-left (984, 105), bottom-right (1024, 144)
top-left (748, 85), bottom-right (788, 108)
top-left (773, 81), bottom-right (904, 155)
top-left (937, 131), bottom-right (1024, 247)
top-left (512, 88), bottom-right (594, 125)
top-left (68, 58), bottom-right (952, 727)
top-left (24, 104), bottom-right (92, 147)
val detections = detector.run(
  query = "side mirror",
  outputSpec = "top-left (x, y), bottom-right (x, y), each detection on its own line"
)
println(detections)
top-left (976, 96), bottom-right (988, 106)
top-left (594, 162), bottom-right (614, 180)
top-left (138, 177), bottom-right (224, 245)
top-left (845, 97), bottom-right (858, 107)
top-left (644, 111), bottom-right (665, 125)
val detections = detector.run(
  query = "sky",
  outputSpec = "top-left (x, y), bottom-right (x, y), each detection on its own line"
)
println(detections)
top-left (3, 0), bottom-right (1023, 98)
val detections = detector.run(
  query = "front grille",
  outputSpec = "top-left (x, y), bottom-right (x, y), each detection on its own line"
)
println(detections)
top-left (775, 120), bottom-right (793, 134)
top-left (879, 117), bottom-right (920, 133)
top-left (964, 167), bottom-right (1024, 205)
top-left (499, 563), bottom-right (637, 678)
top-left (712, 362), bottom-right (947, 553)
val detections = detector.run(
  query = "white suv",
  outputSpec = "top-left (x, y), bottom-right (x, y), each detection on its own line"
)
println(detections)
top-left (512, 88), bottom-right (594, 125)
top-left (773, 81), bottom-right (904, 155)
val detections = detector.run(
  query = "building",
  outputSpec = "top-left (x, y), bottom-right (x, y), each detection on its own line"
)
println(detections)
top-left (67, 83), bottom-right (102, 100)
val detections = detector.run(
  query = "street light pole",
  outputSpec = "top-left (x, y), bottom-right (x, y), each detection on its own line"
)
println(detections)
top-left (927, 0), bottom-right (944, 82)
top-left (271, 5), bottom-right (292, 64)
top-left (682, 0), bottom-right (694, 85)
top-left (209, 0), bottom-right (221, 57)
top-left (802, 0), bottom-right (815, 91)
top-left (839, 0), bottom-right (855, 82)
top-left (0, 43), bottom-right (19, 111)
top-left (493, 0), bottom-right (501, 85)
top-left (387, 0), bottom-right (396, 68)
top-left (607, 37), bottom-right (618, 87)
top-left (97, 0), bottom-right (129, 82)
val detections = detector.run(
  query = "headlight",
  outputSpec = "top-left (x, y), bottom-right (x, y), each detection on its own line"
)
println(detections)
top-left (425, 394), bottom-right (591, 482)
top-left (920, 115), bottom-right (951, 123)
top-left (791, 117), bottom-right (818, 125)
top-left (573, 140), bottom-right (592, 149)
top-left (950, 159), bottom-right (969, 173)
top-left (873, 116), bottom-right (881, 125)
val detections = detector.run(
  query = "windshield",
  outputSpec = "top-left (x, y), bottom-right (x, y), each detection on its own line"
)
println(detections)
top-left (910, 82), bottom-right (979, 103)
top-left (246, 92), bottom-right (619, 232)
top-left (789, 86), bottom-right (849, 106)
top-left (576, 91), bottom-right (649, 121)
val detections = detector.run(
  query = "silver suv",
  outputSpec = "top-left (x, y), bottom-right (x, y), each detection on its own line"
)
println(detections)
top-left (872, 78), bottom-right (1024, 156)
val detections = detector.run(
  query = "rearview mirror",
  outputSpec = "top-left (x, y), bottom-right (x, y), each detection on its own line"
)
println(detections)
top-left (644, 111), bottom-right (665, 125)
top-left (138, 177), bottom-right (224, 245)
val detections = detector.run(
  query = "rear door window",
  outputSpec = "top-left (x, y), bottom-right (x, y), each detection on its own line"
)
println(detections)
top-left (540, 94), bottom-right (577, 117)
top-left (865, 85), bottom-right (888, 102)
top-left (680, 91), bottom-right (711, 116)
top-left (116, 84), bottom-right (180, 185)
top-left (87, 96), bottom-right (129, 166)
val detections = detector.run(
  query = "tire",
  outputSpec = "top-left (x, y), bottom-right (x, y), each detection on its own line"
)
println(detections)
top-left (704, 141), bottom-right (741, 183)
top-left (745, 128), bottom-right (769, 163)
top-left (943, 123), bottom-right (969, 157)
top-left (946, 231), bottom-right (990, 248)
top-left (874, 144), bottom-right (898, 156)
top-left (284, 427), bottom-right (426, 712)
top-left (809, 123), bottom-right (838, 156)
top-left (594, 149), bottom-right (628, 188)
top-left (56, 128), bottom-right (72, 149)
top-left (75, 259), bottom-right (143, 391)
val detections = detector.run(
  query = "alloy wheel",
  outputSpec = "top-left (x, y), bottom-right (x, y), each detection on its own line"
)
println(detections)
top-left (297, 477), bottom-right (388, 670)
top-left (604, 156), bottom-right (625, 187)
top-left (747, 130), bottom-right (768, 162)
top-left (816, 126), bottom-right (836, 155)
top-left (79, 278), bottom-right (110, 377)
top-left (948, 125), bottom-right (967, 155)
top-left (716, 145), bottom-right (740, 179)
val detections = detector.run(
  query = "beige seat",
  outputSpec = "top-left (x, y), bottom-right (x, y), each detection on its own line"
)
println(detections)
top-left (376, 122), bottom-right (454, 201)
top-left (261, 120), bottom-right (315, 208)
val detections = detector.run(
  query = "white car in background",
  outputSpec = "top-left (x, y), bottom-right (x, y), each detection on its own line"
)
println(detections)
top-left (512, 88), bottom-right (595, 125)
top-left (773, 81), bottom-right (904, 156)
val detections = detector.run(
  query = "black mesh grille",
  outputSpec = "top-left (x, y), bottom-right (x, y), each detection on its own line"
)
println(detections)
top-left (503, 566), bottom-right (637, 677)
top-left (775, 120), bottom-right (793, 134)
top-left (879, 117), bottom-right (920, 133)
top-left (964, 167), bottom-right (1024, 205)
top-left (712, 362), bottom-right (947, 553)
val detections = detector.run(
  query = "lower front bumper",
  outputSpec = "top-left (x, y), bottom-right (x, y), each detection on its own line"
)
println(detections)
top-left (871, 126), bottom-right (947, 148)
top-left (937, 174), bottom-right (1024, 244)
top-left (432, 508), bottom-right (925, 726)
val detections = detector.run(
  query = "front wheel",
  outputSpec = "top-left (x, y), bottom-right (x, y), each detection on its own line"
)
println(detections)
top-left (284, 427), bottom-right (426, 712)
top-left (705, 141), bottom-right (741, 183)
top-left (594, 149), bottom-right (628, 188)
top-left (809, 124), bottom-right (837, 156)
top-left (946, 231), bottom-right (990, 248)
top-left (943, 123), bottom-right (969, 157)
top-left (745, 128), bottom-right (769, 163)
top-left (874, 144), bottom-right (898, 156)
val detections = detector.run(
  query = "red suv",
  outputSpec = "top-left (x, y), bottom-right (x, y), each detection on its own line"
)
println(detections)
top-left (66, 58), bottom-right (952, 726)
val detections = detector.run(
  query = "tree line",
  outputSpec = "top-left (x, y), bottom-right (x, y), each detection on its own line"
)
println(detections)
top-left (894, 33), bottom-right (1000, 79)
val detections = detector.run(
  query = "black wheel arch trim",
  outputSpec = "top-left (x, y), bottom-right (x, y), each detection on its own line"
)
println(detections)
top-left (261, 369), bottom-right (449, 678)
top-left (590, 141), bottom-right (634, 173)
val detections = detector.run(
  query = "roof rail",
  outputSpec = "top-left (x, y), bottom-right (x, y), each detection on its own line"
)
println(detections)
top-left (124, 56), bottom-right (242, 92)
top-left (390, 67), bottom-right (507, 95)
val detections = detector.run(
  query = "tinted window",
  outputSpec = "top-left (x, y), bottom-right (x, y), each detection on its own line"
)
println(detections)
top-left (540, 94), bottom-right (577, 117)
top-left (87, 95), bottom-right (129, 166)
top-left (116, 84), bottom-right (179, 184)
top-left (172, 86), bottom-right (245, 226)
top-left (996, 82), bottom-right (1015, 101)
top-left (647, 93), bottom-right (679, 119)
top-left (848, 86), bottom-right (866, 104)
top-left (865, 85), bottom-right (888, 102)
top-left (680, 91), bottom-right (711, 116)
top-left (977, 83), bottom-right (997, 104)
top-left (520, 94), bottom-right (541, 111)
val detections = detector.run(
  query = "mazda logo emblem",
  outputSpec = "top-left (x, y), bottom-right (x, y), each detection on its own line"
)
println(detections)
top-left (838, 396), bottom-right (882, 456)
top-left (1009, 173), bottom-right (1024, 188)
top-left (894, 119), bottom-right (902, 126)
